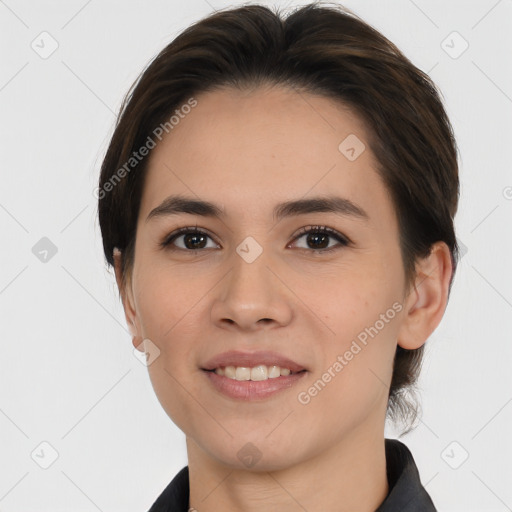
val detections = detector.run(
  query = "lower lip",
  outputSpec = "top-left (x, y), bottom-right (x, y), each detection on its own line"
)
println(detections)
top-left (203, 370), bottom-right (307, 401)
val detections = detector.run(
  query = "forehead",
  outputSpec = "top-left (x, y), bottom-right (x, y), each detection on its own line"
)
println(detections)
top-left (139, 85), bottom-right (394, 228)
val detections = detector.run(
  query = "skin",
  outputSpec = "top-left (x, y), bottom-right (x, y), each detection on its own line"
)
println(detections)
top-left (114, 84), bottom-right (453, 512)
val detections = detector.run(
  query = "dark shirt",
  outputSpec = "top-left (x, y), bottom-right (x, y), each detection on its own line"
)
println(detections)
top-left (147, 438), bottom-right (437, 511)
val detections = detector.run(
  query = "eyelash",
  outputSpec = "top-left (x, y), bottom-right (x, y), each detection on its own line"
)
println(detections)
top-left (160, 225), bottom-right (351, 255)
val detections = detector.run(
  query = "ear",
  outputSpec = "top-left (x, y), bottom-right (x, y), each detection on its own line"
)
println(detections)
top-left (113, 248), bottom-right (144, 352)
top-left (397, 241), bottom-right (453, 350)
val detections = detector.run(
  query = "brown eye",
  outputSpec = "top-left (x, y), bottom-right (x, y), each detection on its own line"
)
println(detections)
top-left (161, 227), bottom-right (219, 251)
top-left (290, 226), bottom-right (350, 254)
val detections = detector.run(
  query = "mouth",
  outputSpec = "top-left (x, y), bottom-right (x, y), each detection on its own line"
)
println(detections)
top-left (200, 351), bottom-right (308, 401)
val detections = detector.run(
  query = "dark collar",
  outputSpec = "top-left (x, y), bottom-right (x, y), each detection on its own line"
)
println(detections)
top-left (376, 439), bottom-right (437, 511)
top-left (148, 438), bottom-right (437, 511)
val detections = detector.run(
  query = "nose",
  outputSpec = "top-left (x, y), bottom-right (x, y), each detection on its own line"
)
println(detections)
top-left (210, 247), bottom-right (294, 332)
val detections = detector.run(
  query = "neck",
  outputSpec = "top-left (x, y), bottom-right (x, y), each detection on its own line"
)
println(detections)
top-left (187, 425), bottom-right (389, 512)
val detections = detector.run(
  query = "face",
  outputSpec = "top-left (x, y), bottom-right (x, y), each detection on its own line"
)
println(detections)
top-left (121, 85), bottom-right (415, 471)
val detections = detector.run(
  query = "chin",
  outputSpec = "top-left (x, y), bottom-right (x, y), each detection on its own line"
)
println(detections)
top-left (192, 431), bottom-right (308, 473)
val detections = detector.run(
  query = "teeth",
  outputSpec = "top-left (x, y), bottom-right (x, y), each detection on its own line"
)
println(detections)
top-left (268, 365), bottom-right (281, 378)
top-left (213, 365), bottom-right (298, 381)
top-left (224, 366), bottom-right (236, 379)
top-left (235, 367), bottom-right (251, 380)
top-left (251, 365), bottom-right (267, 381)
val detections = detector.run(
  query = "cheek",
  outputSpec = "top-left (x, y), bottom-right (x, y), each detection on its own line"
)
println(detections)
top-left (133, 263), bottom-right (207, 390)
top-left (133, 260), bottom-right (203, 341)
top-left (316, 265), bottom-right (399, 334)
top-left (313, 268), bottom-right (402, 404)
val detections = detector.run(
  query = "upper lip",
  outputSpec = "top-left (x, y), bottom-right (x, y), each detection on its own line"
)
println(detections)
top-left (201, 350), bottom-right (307, 373)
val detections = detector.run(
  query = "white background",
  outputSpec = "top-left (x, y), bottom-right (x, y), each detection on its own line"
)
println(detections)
top-left (1, 0), bottom-right (511, 511)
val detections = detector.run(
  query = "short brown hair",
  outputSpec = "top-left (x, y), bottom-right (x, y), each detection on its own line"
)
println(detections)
top-left (98, 2), bottom-right (460, 433)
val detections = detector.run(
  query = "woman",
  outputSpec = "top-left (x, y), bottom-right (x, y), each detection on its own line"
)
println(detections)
top-left (97, 3), bottom-right (459, 510)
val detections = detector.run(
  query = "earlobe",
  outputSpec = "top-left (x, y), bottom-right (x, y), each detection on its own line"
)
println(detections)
top-left (397, 241), bottom-right (453, 350)
top-left (132, 336), bottom-right (145, 352)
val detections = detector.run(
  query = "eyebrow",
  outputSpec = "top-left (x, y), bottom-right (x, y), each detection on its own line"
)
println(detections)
top-left (146, 194), bottom-right (369, 223)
